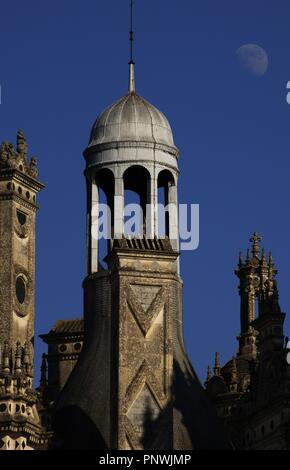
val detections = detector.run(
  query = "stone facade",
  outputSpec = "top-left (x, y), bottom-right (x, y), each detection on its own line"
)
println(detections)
top-left (52, 237), bottom-right (228, 450)
top-left (0, 131), bottom-right (43, 351)
top-left (108, 239), bottom-right (178, 449)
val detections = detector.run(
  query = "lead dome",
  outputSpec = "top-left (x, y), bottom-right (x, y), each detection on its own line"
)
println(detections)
top-left (88, 93), bottom-right (175, 148)
top-left (86, 63), bottom-right (178, 156)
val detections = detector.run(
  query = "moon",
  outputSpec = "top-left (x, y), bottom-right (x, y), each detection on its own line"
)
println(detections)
top-left (236, 44), bottom-right (268, 76)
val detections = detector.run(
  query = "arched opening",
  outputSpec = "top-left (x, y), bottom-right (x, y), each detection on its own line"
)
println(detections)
top-left (123, 165), bottom-right (150, 238)
top-left (157, 169), bottom-right (176, 239)
top-left (96, 169), bottom-right (114, 265)
top-left (89, 168), bottom-right (114, 272)
top-left (254, 295), bottom-right (260, 319)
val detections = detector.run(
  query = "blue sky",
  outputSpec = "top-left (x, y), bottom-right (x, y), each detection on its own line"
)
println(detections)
top-left (1, 0), bottom-right (290, 384)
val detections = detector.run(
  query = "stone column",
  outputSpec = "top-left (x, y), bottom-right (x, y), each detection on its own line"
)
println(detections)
top-left (90, 179), bottom-right (99, 273)
top-left (146, 175), bottom-right (157, 239)
top-left (114, 174), bottom-right (124, 239)
top-left (168, 182), bottom-right (179, 252)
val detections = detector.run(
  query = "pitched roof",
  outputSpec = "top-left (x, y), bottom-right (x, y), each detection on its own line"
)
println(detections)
top-left (51, 318), bottom-right (84, 334)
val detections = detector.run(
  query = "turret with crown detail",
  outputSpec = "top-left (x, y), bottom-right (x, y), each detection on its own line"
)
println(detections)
top-left (0, 130), bottom-right (39, 179)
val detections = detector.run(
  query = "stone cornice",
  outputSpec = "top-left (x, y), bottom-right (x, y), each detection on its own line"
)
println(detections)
top-left (0, 192), bottom-right (39, 211)
top-left (107, 247), bottom-right (179, 262)
top-left (84, 139), bottom-right (180, 159)
top-left (39, 332), bottom-right (84, 344)
top-left (84, 158), bottom-right (179, 178)
top-left (0, 168), bottom-right (45, 192)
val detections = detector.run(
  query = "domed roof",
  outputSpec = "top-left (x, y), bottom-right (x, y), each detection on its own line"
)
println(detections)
top-left (87, 64), bottom-right (177, 153)
top-left (88, 93), bottom-right (174, 148)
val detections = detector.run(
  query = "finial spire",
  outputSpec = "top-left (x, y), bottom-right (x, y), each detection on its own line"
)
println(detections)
top-left (129, 62), bottom-right (136, 93)
top-left (269, 250), bottom-right (273, 266)
top-left (250, 232), bottom-right (262, 259)
top-left (2, 341), bottom-right (10, 373)
top-left (15, 341), bottom-right (22, 374)
top-left (214, 352), bottom-right (221, 376)
top-left (268, 251), bottom-right (274, 278)
top-left (129, 0), bottom-right (134, 63)
top-left (204, 365), bottom-right (212, 386)
top-left (17, 130), bottom-right (28, 161)
top-left (229, 356), bottom-right (238, 391)
top-left (128, 0), bottom-right (136, 93)
top-left (246, 248), bottom-right (251, 263)
top-left (40, 353), bottom-right (47, 390)
top-left (261, 248), bottom-right (267, 265)
top-left (206, 365), bottom-right (212, 381)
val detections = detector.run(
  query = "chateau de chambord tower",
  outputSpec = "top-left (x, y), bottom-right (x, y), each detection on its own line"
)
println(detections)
top-left (51, 53), bottom-right (229, 449)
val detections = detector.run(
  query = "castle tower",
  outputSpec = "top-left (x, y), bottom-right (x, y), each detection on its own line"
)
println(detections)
top-left (0, 131), bottom-right (46, 450)
top-left (85, 62), bottom-right (180, 273)
top-left (0, 131), bottom-right (44, 370)
top-left (235, 233), bottom-right (286, 362)
top-left (235, 233), bottom-right (267, 359)
top-left (52, 50), bottom-right (229, 448)
top-left (251, 250), bottom-right (285, 355)
top-left (205, 235), bottom-right (289, 450)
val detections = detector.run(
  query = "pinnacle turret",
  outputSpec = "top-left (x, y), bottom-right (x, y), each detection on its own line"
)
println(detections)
top-left (0, 130), bottom-right (39, 178)
top-left (214, 352), bottom-right (221, 376)
top-left (250, 232), bottom-right (262, 259)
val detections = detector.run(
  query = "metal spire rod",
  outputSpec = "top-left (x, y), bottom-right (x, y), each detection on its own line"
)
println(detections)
top-left (128, 0), bottom-right (136, 93)
top-left (129, 0), bottom-right (134, 63)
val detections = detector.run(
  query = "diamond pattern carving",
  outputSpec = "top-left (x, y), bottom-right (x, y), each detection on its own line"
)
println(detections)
top-left (124, 360), bottom-right (166, 412)
top-left (127, 383), bottom-right (160, 430)
top-left (126, 285), bottom-right (165, 336)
